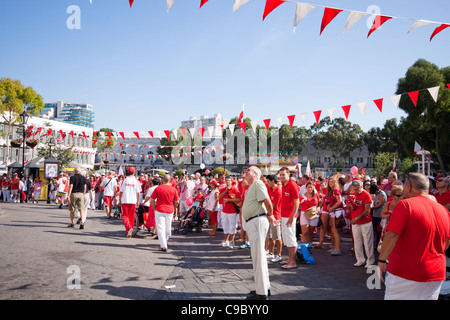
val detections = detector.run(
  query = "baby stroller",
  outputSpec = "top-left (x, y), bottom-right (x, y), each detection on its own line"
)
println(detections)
top-left (174, 203), bottom-right (207, 234)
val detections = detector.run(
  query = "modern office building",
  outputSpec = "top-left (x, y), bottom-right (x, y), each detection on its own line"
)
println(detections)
top-left (39, 100), bottom-right (95, 128)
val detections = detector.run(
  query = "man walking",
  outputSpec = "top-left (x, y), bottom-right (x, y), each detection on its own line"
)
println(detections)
top-left (118, 167), bottom-right (141, 238)
top-left (378, 173), bottom-right (450, 300)
top-left (151, 174), bottom-right (179, 251)
top-left (67, 168), bottom-right (87, 229)
top-left (101, 170), bottom-right (118, 219)
top-left (241, 166), bottom-right (276, 300)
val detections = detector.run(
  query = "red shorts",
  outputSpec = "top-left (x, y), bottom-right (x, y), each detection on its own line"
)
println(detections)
top-left (103, 196), bottom-right (114, 207)
top-left (209, 210), bottom-right (218, 225)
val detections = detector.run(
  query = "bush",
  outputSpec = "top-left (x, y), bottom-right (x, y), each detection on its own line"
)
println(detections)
top-left (211, 167), bottom-right (230, 176)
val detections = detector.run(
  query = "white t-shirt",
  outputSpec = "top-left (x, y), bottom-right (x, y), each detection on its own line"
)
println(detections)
top-left (57, 177), bottom-right (68, 193)
top-left (143, 186), bottom-right (157, 207)
top-left (120, 176), bottom-right (142, 204)
top-left (206, 189), bottom-right (219, 211)
top-left (101, 177), bottom-right (118, 197)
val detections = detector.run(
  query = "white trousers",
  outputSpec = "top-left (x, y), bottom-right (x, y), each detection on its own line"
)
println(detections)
top-left (156, 211), bottom-right (173, 249)
top-left (353, 221), bottom-right (375, 265)
top-left (385, 272), bottom-right (443, 300)
top-left (246, 216), bottom-right (270, 296)
top-left (221, 213), bottom-right (237, 235)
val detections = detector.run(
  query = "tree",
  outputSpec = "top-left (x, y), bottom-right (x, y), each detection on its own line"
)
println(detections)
top-left (37, 144), bottom-right (76, 169)
top-left (365, 118), bottom-right (405, 157)
top-left (0, 78), bottom-right (44, 164)
top-left (96, 128), bottom-right (115, 154)
top-left (311, 117), bottom-right (365, 162)
top-left (396, 59), bottom-right (449, 172)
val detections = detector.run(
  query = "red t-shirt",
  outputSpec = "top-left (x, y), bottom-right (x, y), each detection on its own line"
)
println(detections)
top-left (386, 196), bottom-right (450, 282)
top-left (325, 188), bottom-right (343, 211)
top-left (435, 190), bottom-right (450, 208)
top-left (150, 184), bottom-right (179, 214)
top-left (281, 179), bottom-right (300, 218)
top-left (300, 193), bottom-right (320, 212)
top-left (349, 190), bottom-right (372, 225)
top-left (222, 187), bottom-right (240, 214)
top-left (10, 178), bottom-right (20, 190)
top-left (267, 185), bottom-right (282, 220)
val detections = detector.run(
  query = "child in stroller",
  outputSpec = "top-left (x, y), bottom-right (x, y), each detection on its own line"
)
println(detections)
top-left (175, 189), bottom-right (206, 234)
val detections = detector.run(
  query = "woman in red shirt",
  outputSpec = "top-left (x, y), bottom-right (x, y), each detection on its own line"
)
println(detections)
top-left (299, 181), bottom-right (322, 244)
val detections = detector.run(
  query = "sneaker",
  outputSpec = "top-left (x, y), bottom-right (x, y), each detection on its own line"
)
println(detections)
top-left (239, 242), bottom-right (250, 249)
top-left (266, 253), bottom-right (274, 259)
top-left (79, 223), bottom-right (84, 230)
top-left (354, 262), bottom-right (365, 267)
top-left (127, 229), bottom-right (133, 238)
top-left (330, 249), bottom-right (341, 256)
top-left (271, 255), bottom-right (282, 263)
top-left (221, 241), bottom-right (229, 247)
top-left (229, 241), bottom-right (235, 249)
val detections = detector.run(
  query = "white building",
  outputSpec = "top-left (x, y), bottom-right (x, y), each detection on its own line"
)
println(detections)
top-left (181, 113), bottom-right (229, 139)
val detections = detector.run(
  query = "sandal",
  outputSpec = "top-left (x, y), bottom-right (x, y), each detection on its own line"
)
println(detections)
top-left (281, 264), bottom-right (297, 269)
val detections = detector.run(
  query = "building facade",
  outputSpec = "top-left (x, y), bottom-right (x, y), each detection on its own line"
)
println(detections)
top-left (39, 100), bottom-right (95, 128)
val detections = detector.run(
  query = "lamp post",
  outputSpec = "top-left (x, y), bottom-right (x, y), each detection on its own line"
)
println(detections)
top-left (222, 136), bottom-right (227, 176)
top-left (19, 110), bottom-right (30, 177)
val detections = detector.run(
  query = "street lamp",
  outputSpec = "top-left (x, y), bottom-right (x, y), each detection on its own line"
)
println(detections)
top-left (19, 110), bottom-right (30, 177)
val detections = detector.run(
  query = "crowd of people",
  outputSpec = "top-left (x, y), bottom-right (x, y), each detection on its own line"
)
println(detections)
top-left (1, 166), bottom-right (449, 300)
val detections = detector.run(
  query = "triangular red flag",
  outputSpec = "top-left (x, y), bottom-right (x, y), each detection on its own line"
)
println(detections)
top-left (181, 128), bottom-right (186, 137)
top-left (341, 105), bottom-right (351, 120)
top-left (148, 131), bottom-right (154, 138)
top-left (107, 141), bottom-right (111, 147)
top-left (262, 0), bottom-right (286, 21)
top-left (59, 130), bottom-right (66, 139)
top-left (106, 131), bottom-right (111, 140)
top-left (199, 127), bottom-right (205, 137)
top-left (447, 84), bottom-right (450, 90)
top-left (367, 15), bottom-right (392, 38)
top-left (70, 130), bottom-right (74, 138)
top-left (164, 130), bottom-right (170, 140)
top-left (239, 122), bottom-right (246, 133)
top-left (408, 91), bottom-right (420, 107)
top-left (82, 131), bottom-right (87, 139)
top-left (374, 98), bottom-right (384, 112)
top-left (430, 24), bottom-right (450, 41)
top-left (220, 124), bottom-right (224, 132)
top-left (93, 140), bottom-right (97, 146)
top-left (129, 0), bottom-right (134, 8)
top-left (287, 115), bottom-right (295, 128)
top-left (119, 132), bottom-right (124, 140)
top-left (200, 0), bottom-right (208, 8)
top-left (133, 131), bottom-right (140, 140)
top-left (320, 7), bottom-right (343, 35)
top-left (263, 119), bottom-right (271, 132)
top-left (120, 143), bottom-right (124, 147)
top-left (313, 110), bottom-right (322, 124)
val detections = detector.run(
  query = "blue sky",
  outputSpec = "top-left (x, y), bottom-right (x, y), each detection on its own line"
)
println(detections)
top-left (1, 0), bottom-right (449, 133)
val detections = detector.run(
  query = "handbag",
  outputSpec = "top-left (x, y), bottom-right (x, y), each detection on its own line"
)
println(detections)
top-left (304, 206), bottom-right (320, 219)
top-left (334, 210), bottom-right (347, 229)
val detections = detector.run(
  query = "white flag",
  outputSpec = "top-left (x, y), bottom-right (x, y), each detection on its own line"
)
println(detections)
top-left (407, 20), bottom-right (432, 34)
top-left (188, 127), bottom-right (196, 138)
top-left (427, 86), bottom-right (440, 102)
top-left (343, 11), bottom-right (367, 33)
top-left (300, 113), bottom-right (307, 123)
top-left (172, 129), bottom-right (178, 140)
top-left (276, 117), bottom-right (282, 128)
top-left (327, 108), bottom-right (336, 121)
top-left (228, 123), bottom-right (235, 135)
top-left (166, 0), bottom-right (175, 12)
top-left (357, 102), bottom-right (367, 116)
top-left (414, 141), bottom-right (422, 156)
top-left (250, 120), bottom-right (258, 133)
top-left (294, 3), bottom-right (316, 32)
top-left (233, 0), bottom-right (249, 12)
top-left (390, 94), bottom-right (402, 109)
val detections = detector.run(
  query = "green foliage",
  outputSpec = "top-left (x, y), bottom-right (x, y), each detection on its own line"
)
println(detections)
top-left (211, 167), bottom-right (229, 176)
top-left (37, 144), bottom-right (76, 169)
top-left (374, 152), bottom-right (396, 177)
top-left (96, 128), bottom-right (115, 152)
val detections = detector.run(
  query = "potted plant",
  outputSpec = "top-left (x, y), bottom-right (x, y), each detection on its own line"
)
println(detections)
top-left (10, 138), bottom-right (23, 148)
top-left (26, 138), bottom-right (39, 149)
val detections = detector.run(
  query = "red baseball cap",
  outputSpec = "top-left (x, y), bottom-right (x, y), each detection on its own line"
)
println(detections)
top-left (127, 167), bottom-right (135, 174)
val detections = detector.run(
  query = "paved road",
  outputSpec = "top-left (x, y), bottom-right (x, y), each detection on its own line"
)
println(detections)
top-left (0, 202), bottom-right (385, 300)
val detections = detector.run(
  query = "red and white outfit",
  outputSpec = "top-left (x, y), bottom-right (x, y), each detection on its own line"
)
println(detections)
top-left (56, 176), bottom-right (69, 202)
top-left (143, 185), bottom-right (157, 229)
top-left (220, 186), bottom-right (240, 236)
top-left (151, 184), bottom-right (179, 249)
top-left (280, 179), bottom-right (299, 248)
top-left (299, 193), bottom-right (320, 227)
top-left (120, 176), bottom-right (141, 234)
top-left (10, 176), bottom-right (20, 203)
top-left (348, 190), bottom-right (374, 267)
top-left (101, 176), bottom-right (118, 208)
top-left (384, 196), bottom-right (450, 300)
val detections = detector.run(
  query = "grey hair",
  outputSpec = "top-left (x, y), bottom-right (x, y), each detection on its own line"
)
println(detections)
top-left (250, 166), bottom-right (261, 179)
top-left (406, 173), bottom-right (429, 191)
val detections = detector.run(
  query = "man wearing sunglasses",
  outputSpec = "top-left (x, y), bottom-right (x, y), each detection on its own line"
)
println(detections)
top-left (378, 173), bottom-right (450, 300)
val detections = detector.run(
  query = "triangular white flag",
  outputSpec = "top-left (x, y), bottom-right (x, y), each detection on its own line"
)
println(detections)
top-left (327, 108), bottom-right (336, 121)
top-left (276, 117), bottom-right (282, 128)
top-left (357, 102), bottom-right (367, 116)
top-left (427, 86), bottom-right (440, 102)
top-left (172, 129), bottom-right (178, 140)
top-left (390, 94), bottom-right (402, 109)
top-left (228, 123), bottom-right (235, 135)
top-left (188, 127), bottom-right (196, 138)
top-left (232, 0), bottom-right (249, 12)
top-left (407, 20), bottom-right (432, 34)
top-left (250, 120), bottom-right (258, 133)
top-left (207, 126), bottom-right (214, 138)
top-left (300, 113), bottom-right (307, 123)
top-left (343, 11), bottom-right (367, 33)
top-left (156, 131), bottom-right (161, 139)
top-left (294, 3), bottom-right (316, 32)
top-left (166, 0), bottom-right (175, 12)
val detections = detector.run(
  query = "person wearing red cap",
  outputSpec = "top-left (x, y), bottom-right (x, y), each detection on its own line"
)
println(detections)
top-left (118, 167), bottom-right (142, 238)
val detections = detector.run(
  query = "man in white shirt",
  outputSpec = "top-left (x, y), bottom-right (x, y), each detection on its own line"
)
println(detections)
top-left (101, 170), bottom-right (118, 219)
top-left (119, 167), bottom-right (141, 238)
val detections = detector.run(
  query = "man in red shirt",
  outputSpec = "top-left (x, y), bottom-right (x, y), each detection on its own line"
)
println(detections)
top-left (378, 173), bottom-right (450, 300)
top-left (151, 174), bottom-right (179, 252)
top-left (434, 176), bottom-right (450, 211)
top-left (266, 175), bottom-right (282, 262)
top-left (279, 167), bottom-right (300, 269)
top-left (218, 176), bottom-right (240, 249)
top-left (347, 179), bottom-right (375, 268)
top-left (10, 173), bottom-right (20, 203)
